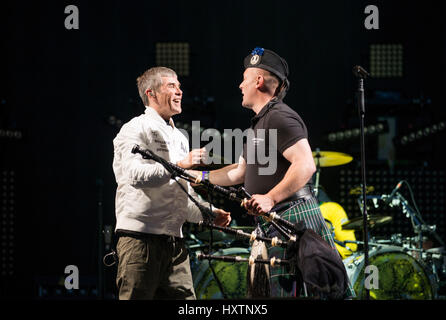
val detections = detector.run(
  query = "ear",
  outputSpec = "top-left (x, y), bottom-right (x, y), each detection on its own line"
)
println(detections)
top-left (255, 75), bottom-right (265, 89)
top-left (146, 88), bottom-right (155, 98)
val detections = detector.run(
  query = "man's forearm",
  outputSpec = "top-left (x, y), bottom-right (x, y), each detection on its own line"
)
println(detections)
top-left (209, 163), bottom-right (244, 186)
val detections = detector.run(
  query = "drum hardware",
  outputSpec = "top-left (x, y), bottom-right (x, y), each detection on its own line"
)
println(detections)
top-left (311, 150), bottom-right (353, 168)
top-left (364, 183), bottom-right (444, 250)
top-left (356, 186), bottom-right (444, 296)
top-left (342, 240), bottom-right (427, 253)
top-left (389, 233), bottom-right (403, 246)
top-left (333, 239), bottom-right (355, 252)
top-left (313, 149), bottom-right (321, 197)
top-left (341, 215), bottom-right (393, 231)
top-left (390, 191), bottom-right (444, 275)
top-left (349, 185), bottom-right (375, 195)
top-left (312, 150), bottom-right (353, 197)
top-left (426, 247), bottom-right (445, 255)
top-left (343, 246), bottom-right (436, 299)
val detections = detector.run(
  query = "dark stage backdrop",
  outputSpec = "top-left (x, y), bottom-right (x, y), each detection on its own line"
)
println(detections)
top-left (1, 0), bottom-right (445, 298)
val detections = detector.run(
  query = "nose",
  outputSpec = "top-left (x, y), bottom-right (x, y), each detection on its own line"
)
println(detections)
top-left (176, 86), bottom-right (182, 96)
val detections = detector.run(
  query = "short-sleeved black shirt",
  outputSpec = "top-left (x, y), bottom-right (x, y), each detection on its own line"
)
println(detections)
top-left (242, 98), bottom-right (308, 195)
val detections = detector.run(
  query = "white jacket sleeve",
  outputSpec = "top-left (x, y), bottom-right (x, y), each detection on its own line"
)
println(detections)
top-left (186, 184), bottom-right (222, 223)
top-left (113, 122), bottom-right (171, 189)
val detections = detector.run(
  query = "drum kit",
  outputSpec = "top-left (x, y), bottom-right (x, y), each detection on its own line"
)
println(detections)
top-left (314, 150), bottom-right (445, 299)
top-left (184, 149), bottom-right (446, 299)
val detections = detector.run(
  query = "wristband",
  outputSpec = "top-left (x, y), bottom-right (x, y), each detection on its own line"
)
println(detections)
top-left (202, 171), bottom-right (210, 181)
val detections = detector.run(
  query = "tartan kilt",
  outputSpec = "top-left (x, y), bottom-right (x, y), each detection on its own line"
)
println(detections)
top-left (259, 196), bottom-right (356, 299)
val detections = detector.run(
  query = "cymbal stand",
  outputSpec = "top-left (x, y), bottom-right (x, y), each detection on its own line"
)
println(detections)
top-left (395, 192), bottom-right (445, 252)
top-left (313, 149), bottom-right (321, 198)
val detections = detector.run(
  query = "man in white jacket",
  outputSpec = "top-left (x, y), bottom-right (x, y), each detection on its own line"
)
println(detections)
top-left (112, 66), bottom-right (231, 300)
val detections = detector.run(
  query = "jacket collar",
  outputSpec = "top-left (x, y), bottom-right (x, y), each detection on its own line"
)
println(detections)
top-left (144, 106), bottom-right (175, 128)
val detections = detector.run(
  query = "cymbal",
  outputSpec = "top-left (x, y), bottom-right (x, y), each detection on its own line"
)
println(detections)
top-left (341, 215), bottom-right (393, 230)
top-left (195, 230), bottom-right (231, 242)
top-left (312, 151), bottom-right (353, 167)
top-left (349, 185), bottom-right (375, 195)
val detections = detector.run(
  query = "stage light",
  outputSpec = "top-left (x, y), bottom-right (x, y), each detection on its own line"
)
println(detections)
top-left (377, 123), bottom-right (384, 132)
top-left (416, 130), bottom-right (423, 139)
top-left (344, 130), bottom-right (352, 138)
top-left (396, 120), bottom-right (446, 146)
top-left (0, 129), bottom-right (23, 140)
top-left (325, 121), bottom-right (388, 143)
top-left (370, 44), bottom-right (404, 78)
top-left (156, 42), bottom-right (190, 76)
top-left (431, 124), bottom-right (439, 133)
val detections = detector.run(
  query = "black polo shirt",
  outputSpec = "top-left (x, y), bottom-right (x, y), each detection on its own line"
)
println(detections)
top-left (242, 98), bottom-right (308, 195)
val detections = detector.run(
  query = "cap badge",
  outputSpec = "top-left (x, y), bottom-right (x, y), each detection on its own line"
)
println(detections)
top-left (250, 47), bottom-right (264, 65)
top-left (250, 54), bottom-right (260, 65)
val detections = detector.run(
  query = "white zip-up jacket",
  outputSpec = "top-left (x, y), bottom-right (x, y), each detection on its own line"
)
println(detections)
top-left (112, 106), bottom-right (209, 238)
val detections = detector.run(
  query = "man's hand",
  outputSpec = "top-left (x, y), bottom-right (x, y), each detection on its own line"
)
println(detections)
top-left (243, 194), bottom-right (275, 216)
top-left (177, 148), bottom-right (206, 169)
top-left (212, 208), bottom-right (231, 227)
top-left (185, 169), bottom-right (202, 187)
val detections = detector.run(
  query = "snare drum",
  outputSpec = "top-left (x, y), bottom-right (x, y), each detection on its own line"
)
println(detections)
top-left (343, 246), bottom-right (436, 299)
top-left (192, 247), bottom-right (250, 299)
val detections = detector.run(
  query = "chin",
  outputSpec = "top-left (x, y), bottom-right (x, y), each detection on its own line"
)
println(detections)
top-left (241, 101), bottom-right (251, 109)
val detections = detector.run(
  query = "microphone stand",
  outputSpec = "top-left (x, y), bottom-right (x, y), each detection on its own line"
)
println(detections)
top-left (353, 66), bottom-right (370, 300)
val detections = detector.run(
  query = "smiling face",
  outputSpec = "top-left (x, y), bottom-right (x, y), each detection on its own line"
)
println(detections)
top-left (155, 75), bottom-right (183, 118)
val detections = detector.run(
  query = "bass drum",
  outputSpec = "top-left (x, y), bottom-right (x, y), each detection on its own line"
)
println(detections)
top-left (320, 202), bottom-right (357, 259)
top-left (343, 246), bottom-right (436, 299)
top-left (191, 247), bottom-right (250, 299)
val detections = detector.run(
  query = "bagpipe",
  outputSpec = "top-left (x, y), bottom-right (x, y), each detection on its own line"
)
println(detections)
top-left (131, 144), bottom-right (304, 269)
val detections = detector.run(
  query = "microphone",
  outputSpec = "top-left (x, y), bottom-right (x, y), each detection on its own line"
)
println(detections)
top-left (352, 66), bottom-right (370, 79)
top-left (383, 181), bottom-right (403, 205)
